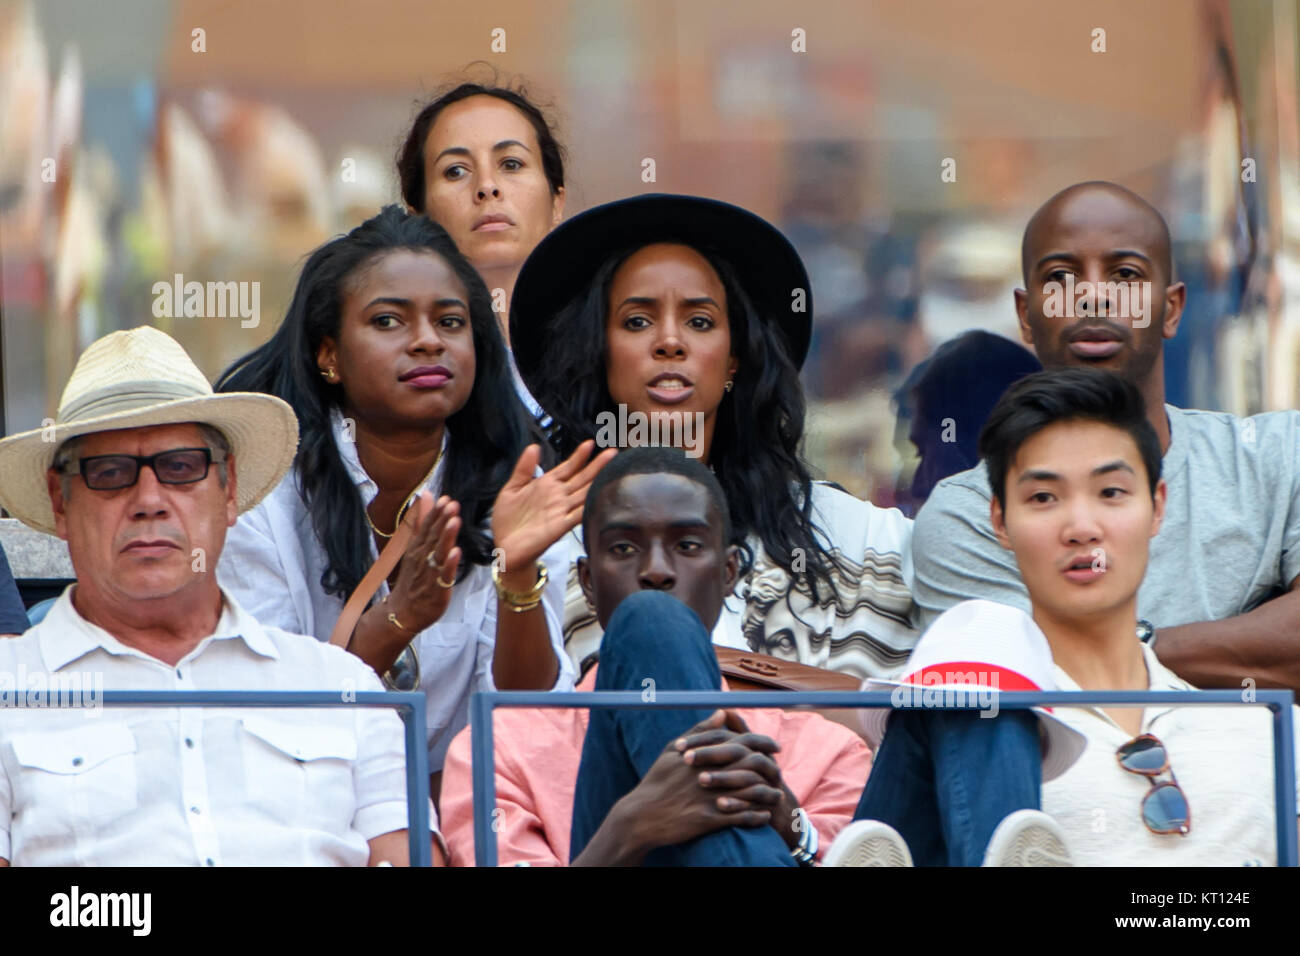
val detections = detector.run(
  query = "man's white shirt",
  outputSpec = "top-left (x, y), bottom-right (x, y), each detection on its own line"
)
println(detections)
top-left (0, 587), bottom-right (430, 866)
top-left (1043, 643), bottom-right (1300, 866)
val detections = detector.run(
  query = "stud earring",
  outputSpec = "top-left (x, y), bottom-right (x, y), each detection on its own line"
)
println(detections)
top-left (321, 367), bottom-right (338, 383)
top-left (724, 380), bottom-right (734, 393)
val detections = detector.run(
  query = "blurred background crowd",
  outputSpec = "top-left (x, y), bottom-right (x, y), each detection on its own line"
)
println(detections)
top-left (2, 0), bottom-right (1297, 514)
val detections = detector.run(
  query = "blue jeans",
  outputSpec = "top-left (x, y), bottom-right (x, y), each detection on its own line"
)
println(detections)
top-left (854, 707), bottom-right (1042, 866)
top-left (568, 591), bottom-right (795, 867)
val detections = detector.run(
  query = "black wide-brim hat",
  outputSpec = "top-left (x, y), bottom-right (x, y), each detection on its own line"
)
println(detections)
top-left (509, 193), bottom-right (813, 394)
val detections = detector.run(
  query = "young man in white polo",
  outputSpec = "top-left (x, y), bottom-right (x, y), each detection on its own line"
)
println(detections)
top-left (830, 368), bottom-right (1298, 866)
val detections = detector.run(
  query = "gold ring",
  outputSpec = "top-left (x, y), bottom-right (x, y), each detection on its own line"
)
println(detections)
top-left (436, 571), bottom-right (455, 589)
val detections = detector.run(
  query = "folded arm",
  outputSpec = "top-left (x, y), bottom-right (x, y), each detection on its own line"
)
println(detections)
top-left (1155, 576), bottom-right (1300, 690)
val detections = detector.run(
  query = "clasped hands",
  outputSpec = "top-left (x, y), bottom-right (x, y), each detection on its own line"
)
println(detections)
top-left (621, 709), bottom-right (803, 854)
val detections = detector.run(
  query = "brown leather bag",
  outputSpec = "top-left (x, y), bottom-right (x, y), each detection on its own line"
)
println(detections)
top-left (714, 647), bottom-right (869, 740)
top-left (715, 646), bottom-right (862, 692)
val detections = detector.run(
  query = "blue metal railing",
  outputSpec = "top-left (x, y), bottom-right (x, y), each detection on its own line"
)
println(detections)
top-left (469, 688), bottom-right (1297, 867)
top-left (8, 690), bottom-right (431, 866)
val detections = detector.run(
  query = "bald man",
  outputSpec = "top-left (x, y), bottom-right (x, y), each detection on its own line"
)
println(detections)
top-left (912, 181), bottom-right (1300, 691)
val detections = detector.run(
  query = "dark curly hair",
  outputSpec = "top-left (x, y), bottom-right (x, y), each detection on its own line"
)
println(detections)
top-left (396, 68), bottom-right (565, 212)
top-left (216, 204), bottom-right (546, 601)
top-left (528, 241), bottom-right (835, 602)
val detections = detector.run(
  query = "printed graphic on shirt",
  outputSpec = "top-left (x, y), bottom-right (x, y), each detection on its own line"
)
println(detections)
top-left (562, 541), bottom-right (916, 681)
top-left (738, 545), bottom-right (915, 678)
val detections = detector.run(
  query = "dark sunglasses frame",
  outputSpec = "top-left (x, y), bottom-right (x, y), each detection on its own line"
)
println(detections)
top-left (1115, 733), bottom-right (1192, 836)
top-left (64, 447), bottom-right (223, 491)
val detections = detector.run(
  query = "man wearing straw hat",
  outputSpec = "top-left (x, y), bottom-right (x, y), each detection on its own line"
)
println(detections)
top-left (0, 326), bottom-right (433, 866)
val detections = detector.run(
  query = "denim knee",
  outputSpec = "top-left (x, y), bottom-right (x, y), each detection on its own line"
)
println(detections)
top-left (599, 590), bottom-right (710, 665)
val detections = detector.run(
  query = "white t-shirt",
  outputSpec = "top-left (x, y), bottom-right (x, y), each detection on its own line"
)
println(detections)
top-left (1043, 644), bottom-right (1300, 866)
top-left (563, 481), bottom-right (919, 680)
top-left (0, 588), bottom-right (422, 866)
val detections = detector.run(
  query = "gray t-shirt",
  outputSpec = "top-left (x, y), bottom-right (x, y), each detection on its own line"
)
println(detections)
top-left (912, 404), bottom-right (1300, 630)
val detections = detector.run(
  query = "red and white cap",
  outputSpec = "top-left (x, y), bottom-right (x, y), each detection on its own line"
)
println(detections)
top-left (862, 599), bottom-right (1087, 782)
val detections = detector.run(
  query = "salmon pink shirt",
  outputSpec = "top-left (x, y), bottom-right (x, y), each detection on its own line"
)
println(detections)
top-left (441, 668), bottom-right (872, 866)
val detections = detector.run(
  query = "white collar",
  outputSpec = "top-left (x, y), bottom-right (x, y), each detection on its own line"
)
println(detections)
top-left (37, 585), bottom-right (281, 672)
top-left (1050, 642), bottom-right (1191, 730)
top-left (327, 406), bottom-right (448, 508)
top-left (1051, 643), bottom-right (1191, 693)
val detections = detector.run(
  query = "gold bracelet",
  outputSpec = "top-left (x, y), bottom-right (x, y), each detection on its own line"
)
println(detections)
top-left (502, 598), bottom-right (542, 614)
top-left (382, 597), bottom-right (412, 634)
top-left (491, 561), bottom-right (548, 613)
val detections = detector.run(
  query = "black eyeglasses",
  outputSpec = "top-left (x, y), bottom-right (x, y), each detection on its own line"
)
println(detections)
top-left (1116, 734), bottom-right (1191, 836)
top-left (65, 448), bottom-right (222, 491)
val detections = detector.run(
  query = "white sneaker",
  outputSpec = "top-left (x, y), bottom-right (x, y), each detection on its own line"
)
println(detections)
top-left (981, 809), bottom-right (1073, 866)
top-left (822, 820), bottom-right (914, 867)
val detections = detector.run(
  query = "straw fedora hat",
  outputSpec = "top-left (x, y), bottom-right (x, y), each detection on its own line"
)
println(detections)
top-left (0, 325), bottom-right (299, 535)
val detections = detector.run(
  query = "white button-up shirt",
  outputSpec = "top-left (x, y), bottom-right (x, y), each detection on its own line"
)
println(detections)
top-left (0, 587), bottom-right (422, 867)
top-left (218, 409), bottom-right (574, 771)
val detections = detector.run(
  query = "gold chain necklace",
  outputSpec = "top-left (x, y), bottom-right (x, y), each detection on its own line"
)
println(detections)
top-left (365, 444), bottom-right (445, 539)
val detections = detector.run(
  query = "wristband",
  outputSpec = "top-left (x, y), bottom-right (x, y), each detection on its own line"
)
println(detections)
top-left (790, 807), bottom-right (819, 866)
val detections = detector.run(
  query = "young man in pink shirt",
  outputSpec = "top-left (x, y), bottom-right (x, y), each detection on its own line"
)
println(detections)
top-left (440, 446), bottom-right (871, 865)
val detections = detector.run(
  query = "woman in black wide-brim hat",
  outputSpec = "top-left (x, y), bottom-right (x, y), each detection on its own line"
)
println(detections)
top-left (510, 193), bottom-right (919, 679)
